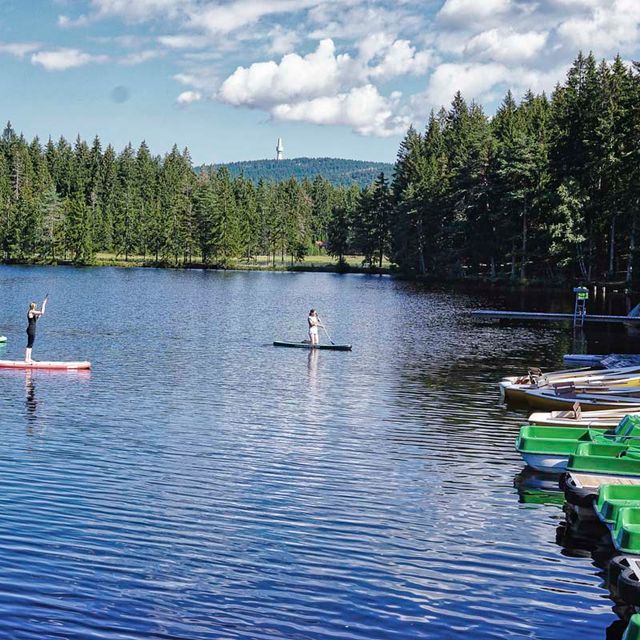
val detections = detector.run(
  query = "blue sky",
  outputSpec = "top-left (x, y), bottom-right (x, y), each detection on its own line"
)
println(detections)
top-left (0, 0), bottom-right (638, 164)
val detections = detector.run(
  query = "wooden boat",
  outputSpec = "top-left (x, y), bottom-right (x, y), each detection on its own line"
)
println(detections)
top-left (516, 415), bottom-right (640, 473)
top-left (501, 367), bottom-right (640, 404)
top-left (525, 388), bottom-right (640, 411)
top-left (273, 341), bottom-right (352, 351)
top-left (528, 407), bottom-right (640, 428)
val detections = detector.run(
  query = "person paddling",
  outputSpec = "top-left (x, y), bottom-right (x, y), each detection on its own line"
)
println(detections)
top-left (25, 297), bottom-right (47, 363)
top-left (308, 309), bottom-right (323, 346)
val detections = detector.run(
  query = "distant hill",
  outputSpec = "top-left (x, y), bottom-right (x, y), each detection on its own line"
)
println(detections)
top-left (201, 157), bottom-right (395, 187)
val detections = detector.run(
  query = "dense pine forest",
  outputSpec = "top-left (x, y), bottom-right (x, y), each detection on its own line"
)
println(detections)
top-left (214, 158), bottom-right (394, 187)
top-left (1, 52), bottom-right (639, 284)
top-left (388, 53), bottom-right (640, 285)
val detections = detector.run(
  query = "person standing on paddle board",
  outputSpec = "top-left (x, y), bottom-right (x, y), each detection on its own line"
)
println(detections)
top-left (308, 309), bottom-right (323, 345)
top-left (25, 298), bottom-right (47, 363)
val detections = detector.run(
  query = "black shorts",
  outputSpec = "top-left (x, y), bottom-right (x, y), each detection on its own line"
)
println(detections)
top-left (26, 330), bottom-right (35, 349)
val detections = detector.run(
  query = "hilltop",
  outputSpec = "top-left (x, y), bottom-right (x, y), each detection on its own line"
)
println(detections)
top-left (203, 157), bottom-right (394, 187)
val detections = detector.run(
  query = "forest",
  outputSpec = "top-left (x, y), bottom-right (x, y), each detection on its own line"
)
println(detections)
top-left (215, 157), bottom-right (394, 188)
top-left (0, 52), bottom-right (639, 284)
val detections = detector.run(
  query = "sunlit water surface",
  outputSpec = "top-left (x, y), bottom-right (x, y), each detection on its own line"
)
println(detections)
top-left (0, 265), bottom-right (636, 640)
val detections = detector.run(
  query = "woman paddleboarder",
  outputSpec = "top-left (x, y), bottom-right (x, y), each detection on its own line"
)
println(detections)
top-left (25, 297), bottom-right (47, 363)
top-left (308, 309), bottom-right (322, 346)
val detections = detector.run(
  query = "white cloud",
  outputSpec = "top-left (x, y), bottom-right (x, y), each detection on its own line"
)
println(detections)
top-left (268, 26), bottom-right (300, 55)
top-left (424, 61), bottom-right (510, 107)
top-left (437, 0), bottom-right (512, 27)
top-left (464, 28), bottom-right (548, 63)
top-left (120, 49), bottom-right (164, 65)
top-left (219, 39), bottom-right (349, 108)
top-left (272, 85), bottom-right (409, 136)
top-left (157, 34), bottom-right (210, 49)
top-left (186, 0), bottom-right (320, 36)
top-left (556, 0), bottom-right (640, 54)
top-left (0, 41), bottom-right (41, 58)
top-left (31, 48), bottom-right (109, 71)
top-left (67, 0), bottom-right (184, 24)
top-left (364, 36), bottom-right (433, 79)
top-left (176, 90), bottom-right (202, 106)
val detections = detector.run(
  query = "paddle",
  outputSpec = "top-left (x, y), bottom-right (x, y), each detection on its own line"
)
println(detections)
top-left (319, 319), bottom-right (335, 345)
top-left (42, 293), bottom-right (49, 312)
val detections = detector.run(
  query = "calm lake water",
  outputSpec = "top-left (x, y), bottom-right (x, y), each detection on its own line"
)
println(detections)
top-left (0, 265), bottom-right (638, 640)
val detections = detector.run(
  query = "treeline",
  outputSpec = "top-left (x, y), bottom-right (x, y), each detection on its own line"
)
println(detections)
top-left (369, 52), bottom-right (640, 284)
top-left (217, 157), bottom-right (394, 188)
top-left (0, 126), bottom-right (368, 266)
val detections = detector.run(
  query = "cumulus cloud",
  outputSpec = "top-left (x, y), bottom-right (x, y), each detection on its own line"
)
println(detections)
top-left (272, 85), bottom-right (409, 136)
top-left (219, 39), bottom-right (349, 107)
top-left (157, 34), bottom-right (210, 49)
top-left (464, 28), bottom-right (548, 63)
top-left (176, 90), bottom-right (202, 106)
top-left (556, 0), bottom-right (640, 54)
top-left (31, 48), bottom-right (109, 71)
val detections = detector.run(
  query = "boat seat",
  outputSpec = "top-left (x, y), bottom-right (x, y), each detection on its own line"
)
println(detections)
top-left (553, 381), bottom-right (576, 397)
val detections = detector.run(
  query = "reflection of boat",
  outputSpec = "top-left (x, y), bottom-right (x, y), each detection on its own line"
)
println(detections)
top-left (529, 408), bottom-right (640, 428)
top-left (273, 341), bottom-right (352, 351)
top-left (516, 416), bottom-right (640, 474)
top-left (513, 469), bottom-right (564, 505)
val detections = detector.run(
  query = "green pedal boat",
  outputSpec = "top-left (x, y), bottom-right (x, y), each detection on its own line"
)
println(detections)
top-left (516, 415), bottom-right (640, 473)
top-left (567, 442), bottom-right (640, 477)
top-left (623, 614), bottom-right (640, 640)
top-left (595, 485), bottom-right (640, 525)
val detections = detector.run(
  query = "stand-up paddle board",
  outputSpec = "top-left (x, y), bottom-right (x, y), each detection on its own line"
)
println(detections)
top-left (0, 360), bottom-right (91, 370)
top-left (273, 341), bottom-right (352, 351)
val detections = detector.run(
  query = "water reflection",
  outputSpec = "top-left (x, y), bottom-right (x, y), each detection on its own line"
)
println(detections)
top-left (307, 347), bottom-right (319, 387)
top-left (514, 469), bottom-right (564, 506)
top-left (24, 370), bottom-right (37, 424)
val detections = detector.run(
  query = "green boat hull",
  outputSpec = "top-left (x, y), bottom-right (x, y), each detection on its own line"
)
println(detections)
top-left (623, 614), bottom-right (640, 640)
top-left (595, 485), bottom-right (640, 525)
top-left (273, 341), bottom-right (352, 351)
top-left (614, 507), bottom-right (640, 553)
top-left (567, 442), bottom-right (640, 477)
top-left (517, 416), bottom-right (640, 473)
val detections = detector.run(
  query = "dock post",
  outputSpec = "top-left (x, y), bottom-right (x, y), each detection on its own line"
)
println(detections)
top-left (573, 287), bottom-right (589, 327)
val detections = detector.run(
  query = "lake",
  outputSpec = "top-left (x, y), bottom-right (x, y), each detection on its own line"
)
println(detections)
top-left (0, 265), bottom-right (636, 639)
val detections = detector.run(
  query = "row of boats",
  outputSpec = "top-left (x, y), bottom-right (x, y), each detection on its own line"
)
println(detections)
top-left (507, 362), bottom-right (640, 640)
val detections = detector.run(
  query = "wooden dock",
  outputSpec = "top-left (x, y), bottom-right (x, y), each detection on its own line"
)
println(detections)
top-left (471, 310), bottom-right (640, 324)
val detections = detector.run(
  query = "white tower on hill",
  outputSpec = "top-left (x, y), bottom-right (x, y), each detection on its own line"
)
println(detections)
top-left (276, 137), bottom-right (284, 161)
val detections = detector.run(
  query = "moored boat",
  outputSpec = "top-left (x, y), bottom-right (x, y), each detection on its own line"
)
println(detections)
top-left (622, 613), bottom-right (640, 639)
top-left (524, 388), bottom-right (640, 411)
top-left (567, 442), bottom-right (640, 477)
top-left (516, 415), bottom-right (640, 473)
top-left (501, 366), bottom-right (640, 404)
top-left (528, 407), bottom-right (640, 428)
top-left (595, 485), bottom-right (640, 526)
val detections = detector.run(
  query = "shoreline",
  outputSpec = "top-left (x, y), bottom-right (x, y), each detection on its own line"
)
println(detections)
top-left (1, 257), bottom-right (636, 293)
